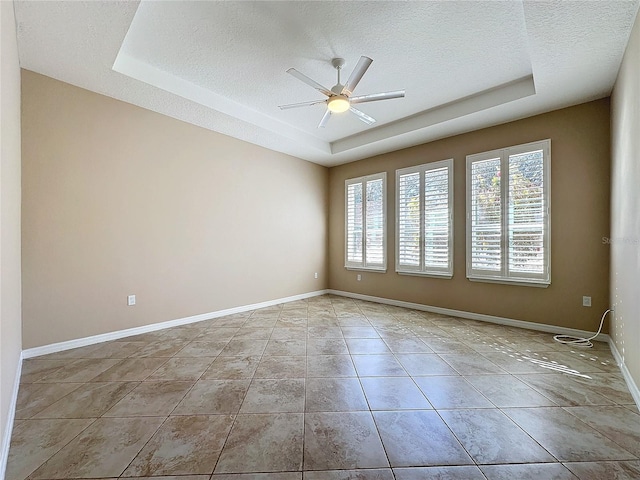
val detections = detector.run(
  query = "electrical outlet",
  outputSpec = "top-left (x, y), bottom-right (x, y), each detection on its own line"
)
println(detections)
top-left (357, 274), bottom-right (362, 281)
top-left (582, 296), bottom-right (592, 307)
top-left (127, 295), bottom-right (136, 306)
top-left (314, 272), bottom-right (318, 279)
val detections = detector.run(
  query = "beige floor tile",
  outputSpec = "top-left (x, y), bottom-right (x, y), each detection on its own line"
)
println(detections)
top-left (382, 337), bottom-right (433, 353)
top-left (91, 357), bottom-right (169, 382)
top-left (240, 379), bottom-right (305, 413)
top-left (276, 317), bottom-right (309, 327)
top-left (308, 317), bottom-right (341, 327)
top-left (414, 376), bottom-right (493, 409)
top-left (104, 381), bottom-right (195, 416)
top-left (464, 374), bottom-right (557, 407)
top-left (307, 338), bottom-right (349, 355)
top-left (147, 357), bottom-right (214, 381)
top-left (220, 339), bottom-right (268, 356)
top-left (200, 327), bottom-right (241, 340)
top-left (393, 466), bottom-right (485, 479)
top-left (86, 341), bottom-right (146, 358)
top-left (174, 340), bottom-right (230, 357)
top-left (570, 372), bottom-right (637, 405)
top-left (173, 379), bottom-right (250, 414)
top-left (271, 327), bottom-right (308, 339)
top-left (563, 460), bottom-right (640, 479)
top-left (36, 358), bottom-right (121, 383)
top-left (439, 353), bottom-right (507, 375)
top-left (480, 463), bottom-right (577, 479)
top-left (8, 296), bottom-right (638, 480)
top-left (307, 355), bottom-right (357, 377)
top-left (346, 339), bottom-right (391, 354)
top-left (503, 407), bottom-right (636, 462)
top-left (163, 326), bottom-right (207, 339)
top-left (360, 377), bottom-right (432, 410)
top-left (479, 350), bottom-right (554, 374)
top-left (240, 318), bottom-right (278, 329)
top-left (340, 327), bottom-right (380, 338)
top-left (306, 378), bottom-right (368, 412)
top-left (395, 354), bottom-right (458, 376)
top-left (37, 343), bottom-right (106, 359)
top-left (19, 359), bottom-right (67, 383)
top-left (351, 355), bottom-right (407, 377)
top-left (439, 409), bottom-right (555, 464)
top-left (29, 417), bottom-right (164, 479)
top-left (421, 338), bottom-right (477, 354)
top-left (564, 406), bottom-right (640, 456)
top-left (515, 373), bottom-right (616, 406)
top-left (5, 418), bottom-right (93, 480)
top-left (202, 356), bottom-right (261, 379)
top-left (255, 356), bottom-right (306, 378)
top-left (233, 328), bottom-right (274, 340)
top-left (14, 382), bottom-right (83, 419)
top-left (33, 381), bottom-right (138, 418)
top-left (215, 413), bottom-right (304, 473)
top-left (336, 317), bottom-right (372, 327)
top-left (122, 476), bottom-right (208, 480)
top-left (214, 474), bottom-right (301, 480)
top-left (373, 410), bottom-right (473, 467)
top-left (304, 469), bottom-right (393, 479)
top-left (213, 317), bottom-right (249, 328)
top-left (124, 415), bottom-right (234, 476)
top-left (304, 412), bottom-right (388, 470)
top-left (309, 327), bottom-right (344, 338)
top-left (129, 338), bottom-right (191, 358)
top-left (264, 338), bottom-right (307, 356)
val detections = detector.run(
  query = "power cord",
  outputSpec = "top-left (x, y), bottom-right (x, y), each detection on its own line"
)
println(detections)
top-left (553, 309), bottom-right (613, 348)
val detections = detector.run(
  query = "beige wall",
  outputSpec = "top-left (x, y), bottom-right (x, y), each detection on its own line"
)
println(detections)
top-left (21, 70), bottom-right (328, 349)
top-left (611, 9), bottom-right (640, 392)
top-left (1, 0), bottom-right (23, 462)
top-left (329, 100), bottom-right (611, 332)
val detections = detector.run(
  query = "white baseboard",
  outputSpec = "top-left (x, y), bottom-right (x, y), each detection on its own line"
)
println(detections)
top-left (328, 289), bottom-right (611, 342)
top-left (23, 290), bottom-right (328, 359)
top-left (0, 352), bottom-right (23, 480)
top-left (608, 340), bottom-right (640, 410)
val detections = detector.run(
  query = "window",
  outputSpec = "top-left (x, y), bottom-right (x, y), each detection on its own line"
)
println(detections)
top-left (466, 139), bottom-right (551, 286)
top-left (345, 173), bottom-right (386, 271)
top-left (396, 159), bottom-right (453, 277)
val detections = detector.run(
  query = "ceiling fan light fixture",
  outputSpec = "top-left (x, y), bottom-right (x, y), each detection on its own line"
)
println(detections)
top-left (327, 95), bottom-right (350, 113)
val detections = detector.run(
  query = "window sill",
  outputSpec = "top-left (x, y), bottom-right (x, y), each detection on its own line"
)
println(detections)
top-left (345, 266), bottom-right (387, 273)
top-left (397, 270), bottom-right (453, 279)
top-left (467, 276), bottom-right (550, 288)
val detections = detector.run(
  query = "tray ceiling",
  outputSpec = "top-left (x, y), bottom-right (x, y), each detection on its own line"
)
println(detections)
top-left (14, 1), bottom-right (640, 166)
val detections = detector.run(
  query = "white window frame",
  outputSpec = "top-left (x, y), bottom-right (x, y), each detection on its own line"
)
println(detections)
top-left (345, 172), bottom-right (387, 272)
top-left (466, 139), bottom-right (551, 286)
top-left (396, 159), bottom-right (454, 278)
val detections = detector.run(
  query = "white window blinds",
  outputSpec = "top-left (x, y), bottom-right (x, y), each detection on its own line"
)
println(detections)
top-left (345, 173), bottom-right (387, 270)
top-left (466, 140), bottom-right (550, 285)
top-left (396, 159), bottom-right (453, 277)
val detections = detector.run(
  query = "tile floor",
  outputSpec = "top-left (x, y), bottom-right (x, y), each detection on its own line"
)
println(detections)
top-left (7, 295), bottom-right (640, 480)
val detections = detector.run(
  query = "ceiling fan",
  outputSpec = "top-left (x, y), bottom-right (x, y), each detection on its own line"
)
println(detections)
top-left (278, 56), bottom-right (405, 128)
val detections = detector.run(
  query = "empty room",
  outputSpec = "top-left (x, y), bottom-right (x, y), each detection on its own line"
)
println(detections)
top-left (2, 1), bottom-right (640, 479)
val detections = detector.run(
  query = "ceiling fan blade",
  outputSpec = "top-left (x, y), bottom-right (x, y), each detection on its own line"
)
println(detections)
top-left (349, 107), bottom-right (376, 125)
top-left (278, 99), bottom-right (327, 110)
top-left (318, 109), bottom-right (332, 128)
top-left (350, 90), bottom-right (405, 105)
top-left (341, 56), bottom-right (373, 96)
top-left (287, 68), bottom-right (333, 97)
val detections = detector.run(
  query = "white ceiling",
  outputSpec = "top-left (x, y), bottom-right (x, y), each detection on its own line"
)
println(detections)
top-left (14, 0), bottom-right (640, 167)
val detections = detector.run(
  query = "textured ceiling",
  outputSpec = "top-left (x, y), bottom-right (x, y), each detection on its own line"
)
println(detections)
top-left (14, 0), bottom-right (640, 166)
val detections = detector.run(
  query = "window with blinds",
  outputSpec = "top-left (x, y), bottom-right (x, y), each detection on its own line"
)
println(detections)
top-left (345, 173), bottom-right (387, 271)
top-left (396, 159), bottom-right (453, 277)
top-left (466, 139), bottom-right (550, 285)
